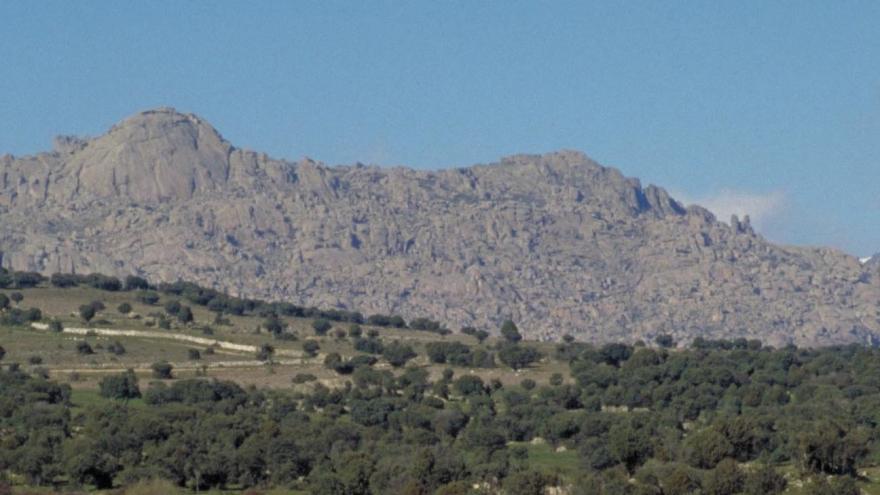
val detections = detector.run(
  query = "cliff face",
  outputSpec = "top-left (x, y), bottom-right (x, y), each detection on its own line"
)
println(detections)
top-left (2, 108), bottom-right (878, 346)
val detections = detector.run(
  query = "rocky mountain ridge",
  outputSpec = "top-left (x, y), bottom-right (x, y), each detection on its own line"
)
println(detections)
top-left (2, 108), bottom-right (878, 346)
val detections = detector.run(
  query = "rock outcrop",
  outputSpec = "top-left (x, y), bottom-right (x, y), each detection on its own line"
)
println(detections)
top-left (2, 108), bottom-right (879, 346)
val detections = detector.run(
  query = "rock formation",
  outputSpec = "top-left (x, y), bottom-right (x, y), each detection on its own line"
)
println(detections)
top-left (2, 108), bottom-right (878, 346)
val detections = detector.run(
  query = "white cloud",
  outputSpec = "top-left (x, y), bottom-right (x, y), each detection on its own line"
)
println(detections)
top-left (675, 189), bottom-right (787, 232)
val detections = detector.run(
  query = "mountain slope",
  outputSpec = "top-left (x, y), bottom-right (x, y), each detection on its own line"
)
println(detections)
top-left (2, 108), bottom-right (878, 346)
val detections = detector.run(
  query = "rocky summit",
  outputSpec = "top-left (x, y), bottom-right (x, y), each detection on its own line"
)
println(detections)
top-left (1, 108), bottom-right (878, 346)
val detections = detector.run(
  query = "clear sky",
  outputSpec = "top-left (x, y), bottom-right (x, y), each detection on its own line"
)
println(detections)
top-left (1, 1), bottom-right (878, 256)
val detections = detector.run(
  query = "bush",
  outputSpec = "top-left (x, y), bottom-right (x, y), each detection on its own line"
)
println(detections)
top-left (85, 274), bottom-right (122, 291)
top-left (256, 344), bottom-right (275, 361)
top-left (302, 340), bottom-right (320, 358)
top-left (48, 320), bottom-right (63, 333)
top-left (124, 275), bottom-right (150, 291)
top-left (312, 318), bottom-right (332, 336)
top-left (117, 302), bottom-right (132, 315)
top-left (502, 469), bottom-right (555, 495)
top-left (137, 291), bottom-right (160, 305)
top-left (50, 273), bottom-right (80, 288)
top-left (704, 458), bottom-right (744, 495)
top-left (151, 361), bottom-right (173, 379)
top-left (353, 337), bottom-right (384, 355)
top-left (500, 320), bottom-right (522, 343)
top-left (498, 344), bottom-right (542, 370)
top-left (99, 370), bottom-right (141, 400)
top-left (655, 334), bottom-right (676, 348)
top-left (264, 316), bottom-right (287, 336)
top-left (382, 341), bottom-right (417, 368)
top-left (293, 373), bottom-right (318, 384)
top-left (76, 341), bottom-right (94, 355)
top-left (324, 353), bottom-right (354, 375)
top-left (79, 304), bottom-right (97, 323)
top-left (107, 341), bottom-right (126, 356)
top-left (454, 375), bottom-right (486, 396)
top-left (0, 307), bottom-right (42, 326)
top-left (187, 349), bottom-right (201, 360)
top-left (742, 464), bottom-right (786, 494)
top-left (176, 306), bottom-right (194, 324)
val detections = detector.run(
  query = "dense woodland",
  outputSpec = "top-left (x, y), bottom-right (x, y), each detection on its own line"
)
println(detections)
top-left (0, 269), bottom-right (878, 494)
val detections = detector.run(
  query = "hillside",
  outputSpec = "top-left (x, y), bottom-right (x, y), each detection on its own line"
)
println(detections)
top-left (3, 279), bottom-right (880, 494)
top-left (1, 108), bottom-right (879, 346)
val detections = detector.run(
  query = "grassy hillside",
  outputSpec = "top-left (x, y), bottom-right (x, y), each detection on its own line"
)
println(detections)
top-left (3, 273), bottom-right (880, 494)
top-left (1, 283), bottom-right (566, 392)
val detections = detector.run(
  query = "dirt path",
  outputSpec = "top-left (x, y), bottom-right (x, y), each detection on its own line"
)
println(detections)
top-left (47, 358), bottom-right (307, 374)
top-left (30, 322), bottom-right (302, 357)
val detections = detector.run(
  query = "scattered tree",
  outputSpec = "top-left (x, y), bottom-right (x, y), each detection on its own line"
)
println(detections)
top-left (99, 370), bottom-right (141, 401)
top-left (302, 340), bottom-right (320, 358)
top-left (500, 320), bottom-right (522, 343)
top-left (382, 341), bottom-right (417, 368)
top-left (151, 361), bottom-right (173, 379)
top-left (79, 304), bottom-right (96, 323)
top-left (312, 318), bottom-right (332, 336)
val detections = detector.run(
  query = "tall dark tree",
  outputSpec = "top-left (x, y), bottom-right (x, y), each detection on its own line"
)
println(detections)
top-left (78, 304), bottom-right (96, 323)
top-left (500, 320), bottom-right (522, 343)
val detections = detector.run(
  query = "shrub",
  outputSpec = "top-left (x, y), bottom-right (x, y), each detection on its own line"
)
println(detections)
top-left (124, 275), bottom-right (150, 291)
top-left (76, 341), bottom-right (94, 355)
top-left (354, 337), bottom-right (384, 354)
top-left (312, 318), bottom-right (332, 336)
top-left (137, 291), bottom-right (160, 305)
top-left (107, 341), bottom-right (126, 356)
top-left (302, 340), bottom-right (320, 358)
top-left (382, 341), bottom-right (417, 368)
top-left (79, 304), bottom-right (97, 323)
top-left (117, 302), bottom-right (132, 314)
top-left (256, 344), bottom-right (275, 361)
top-left (500, 320), bottom-right (522, 343)
top-left (264, 316), bottom-right (287, 336)
top-left (151, 361), bottom-right (173, 379)
top-left (293, 373), bottom-right (317, 384)
top-left (453, 375), bottom-right (486, 396)
top-left (99, 370), bottom-right (141, 400)
top-left (498, 344), bottom-right (541, 370)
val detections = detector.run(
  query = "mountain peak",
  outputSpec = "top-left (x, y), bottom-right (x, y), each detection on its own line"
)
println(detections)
top-left (108, 107), bottom-right (227, 148)
top-left (59, 108), bottom-right (233, 202)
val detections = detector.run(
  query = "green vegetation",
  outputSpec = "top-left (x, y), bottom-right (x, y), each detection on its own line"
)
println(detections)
top-left (4, 269), bottom-right (880, 493)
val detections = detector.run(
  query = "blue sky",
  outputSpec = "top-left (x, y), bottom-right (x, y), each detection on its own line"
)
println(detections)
top-left (1, 1), bottom-right (878, 256)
